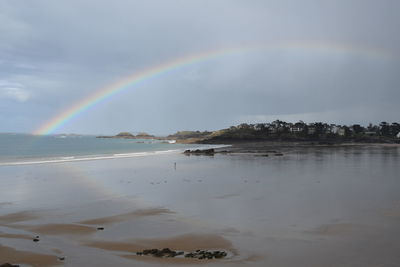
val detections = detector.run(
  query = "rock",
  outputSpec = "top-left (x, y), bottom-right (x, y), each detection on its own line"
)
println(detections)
top-left (274, 153), bottom-right (284, 156)
top-left (138, 248), bottom-right (178, 258)
top-left (161, 248), bottom-right (172, 253)
top-left (33, 238), bottom-right (40, 242)
top-left (183, 149), bottom-right (215, 155)
top-left (0, 264), bottom-right (20, 267)
top-left (136, 248), bottom-right (227, 260)
top-left (96, 227), bottom-right (104, 230)
top-left (58, 257), bottom-right (65, 261)
top-left (150, 249), bottom-right (159, 254)
top-left (185, 253), bottom-right (194, 258)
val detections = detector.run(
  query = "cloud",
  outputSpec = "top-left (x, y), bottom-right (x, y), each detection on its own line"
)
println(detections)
top-left (0, 81), bottom-right (30, 102)
top-left (0, 0), bottom-right (399, 134)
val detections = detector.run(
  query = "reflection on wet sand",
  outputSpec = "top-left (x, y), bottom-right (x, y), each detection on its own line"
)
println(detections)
top-left (0, 245), bottom-right (60, 267)
top-left (308, 223), bottom-right (361, 236)
top-left (0, 231), bottom-right (32, 240)
top-left (17, 223), bottom-right (98, 236)
top-left (78, 207), bottom-right (173, 225)
top-left (383, 200), bottom-right (400, 217)
top-left (0, 147), bottom-right (399, 266)
top-left (0, 211), bottom-right (39, 224)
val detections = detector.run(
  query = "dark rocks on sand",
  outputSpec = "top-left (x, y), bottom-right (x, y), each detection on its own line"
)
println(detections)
top-left (58, 257), bottom-right (65, 261)
top-left (136, 248), bottom-right (227, 260)
top-left (33, 236), bottom-right (40, 242)
top-left (183, 149), bottom-right (215, 155)
top-left (184, 250), bottom-right (227, 259)
top-left (96, 227), bottom-right (104, 230)
top-left (274, 153), bottom-right (284, 156)
top-left (140, 248), bottom-right (178, 258)
top-left (0, 264), bottom-right (20, 267)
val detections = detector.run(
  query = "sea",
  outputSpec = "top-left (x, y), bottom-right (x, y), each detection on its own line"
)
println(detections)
top-left (0, 133), bottom-right (215, 166)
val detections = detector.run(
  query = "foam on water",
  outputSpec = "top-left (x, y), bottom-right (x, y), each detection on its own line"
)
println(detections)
top-left (0, 149), bottom-right (183, 166)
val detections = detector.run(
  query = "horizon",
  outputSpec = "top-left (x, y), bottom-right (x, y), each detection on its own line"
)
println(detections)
top-left (2, 119), bottom-right (399, 137)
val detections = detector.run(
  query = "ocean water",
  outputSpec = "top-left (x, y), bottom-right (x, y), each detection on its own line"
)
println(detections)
top-left (0, 133), bottom-right (210, 165)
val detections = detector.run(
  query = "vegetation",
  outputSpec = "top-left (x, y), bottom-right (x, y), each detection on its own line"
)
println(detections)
top-left (197, 120), bottom-right (400, 144)
top-left (167, 131), bottom-right (212, 140)
top-left (136, 132), bottom-right (155, 138)
top-left (98, 121), bottom-right (400, 144)
top-left (115, 132), bottom-right (135, 137)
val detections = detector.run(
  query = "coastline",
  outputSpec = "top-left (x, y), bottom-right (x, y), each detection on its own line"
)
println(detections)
top-left (188, 141), bottom-right (400, 156)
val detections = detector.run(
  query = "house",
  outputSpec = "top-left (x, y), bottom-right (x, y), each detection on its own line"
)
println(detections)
top-left (290, 121), bottom-right (306, 133)
top-left (338, 127), bottom-right (347, 136)
top-left (307, 126), bottom-right (316, 135)
top-left (330, 125), bottom-right (339, 134)
top-left (290, 127), bottom-right (304, 133)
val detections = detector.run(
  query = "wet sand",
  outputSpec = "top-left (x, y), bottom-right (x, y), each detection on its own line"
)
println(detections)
top-left (0, 244), bottom-right (60, 267)
top-left (0, 211), bottom-right (39, 224)
top-left (78, 207), bottom-right (173, 225)
top-left (1, 146), bottom-right (400, 266)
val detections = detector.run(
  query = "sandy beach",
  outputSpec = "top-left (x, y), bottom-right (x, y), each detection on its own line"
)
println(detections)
top-left (1, 145), bottom-right (400, 266)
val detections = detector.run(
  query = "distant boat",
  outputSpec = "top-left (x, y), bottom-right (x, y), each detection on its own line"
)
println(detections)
top-left (168, 140), bottom-right (176, 144)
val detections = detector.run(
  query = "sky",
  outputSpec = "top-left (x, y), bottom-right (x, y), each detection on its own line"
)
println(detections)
top-left (1, 0), bottom-right (399, 135)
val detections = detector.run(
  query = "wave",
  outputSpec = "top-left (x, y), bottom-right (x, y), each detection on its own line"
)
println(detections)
top-left (0, 149), bottom-right (181, 166)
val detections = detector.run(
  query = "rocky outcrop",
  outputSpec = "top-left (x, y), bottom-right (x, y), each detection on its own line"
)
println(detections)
top-left (116, 132), bottom-right (135, 137)
top-left (97, 132), bottom-right (156, 139)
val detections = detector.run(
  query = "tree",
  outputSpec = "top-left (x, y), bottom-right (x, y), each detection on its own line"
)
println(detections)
top-left (255, 123), bottom-right (266, 131)
top-left (352, 124), bottom-right (364, 135)
top-left (391, 123), bottom-right (400, 137)
top-left (380, 122), bottom-right (390, 136)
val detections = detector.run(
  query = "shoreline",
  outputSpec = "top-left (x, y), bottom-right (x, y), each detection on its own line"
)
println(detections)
top-left (184, 141), bottom-right (400, 156)
top-left (0, 145), bottom-right (229, 167)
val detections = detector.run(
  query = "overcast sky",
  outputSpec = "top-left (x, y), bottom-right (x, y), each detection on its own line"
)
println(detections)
top-left (1, 0), bottom-right (399, 135)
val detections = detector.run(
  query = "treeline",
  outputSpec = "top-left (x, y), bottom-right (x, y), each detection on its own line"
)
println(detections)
top-left (199, 120), bottom-right (400, 143)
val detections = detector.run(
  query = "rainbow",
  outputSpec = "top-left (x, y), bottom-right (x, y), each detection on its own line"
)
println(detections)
top-left (33, 46), bottom-right (243, 135)
top-left (33, 41), bottom-right (391, 135)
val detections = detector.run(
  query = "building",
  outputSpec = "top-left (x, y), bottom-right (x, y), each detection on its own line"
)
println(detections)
top-left (338, 127), bottom-right (347, 136)
top-left (307, 126), bottom-right (316, 135)
top-left (330, 125), bottom-right (339, 134)
top-left (290, 127), bottom-right (303, 133)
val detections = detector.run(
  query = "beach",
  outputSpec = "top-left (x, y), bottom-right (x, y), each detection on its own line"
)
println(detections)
top-left (1, 144), bottom-right (400, 266)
